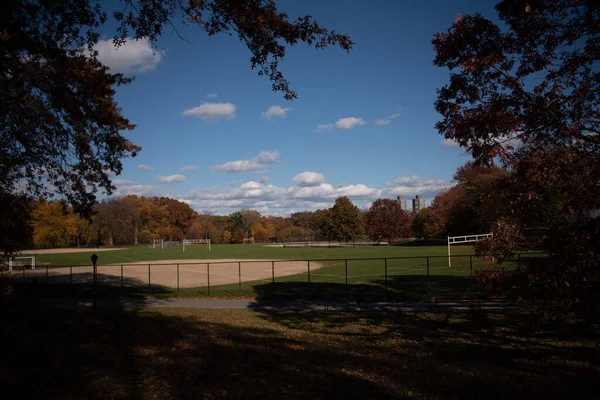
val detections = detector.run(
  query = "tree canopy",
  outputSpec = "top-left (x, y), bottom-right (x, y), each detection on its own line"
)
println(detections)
top-left (320, 197), bottom-right (364, 242)
top-left (1, 0), bottom-right (353, 255)
top-left (433, 0), bottom-right (600, 312)
top-left (364, 198), bottom-right (411, 243)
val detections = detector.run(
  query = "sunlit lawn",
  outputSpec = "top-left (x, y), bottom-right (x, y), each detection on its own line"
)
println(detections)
top-left (1, 302), bottom-right (598, 399)
top-left (31, 242), bottom-right (474, 266)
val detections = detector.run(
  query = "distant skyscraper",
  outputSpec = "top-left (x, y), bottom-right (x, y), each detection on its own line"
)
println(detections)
top-left (412, 194), bottom-right (425, 214)
top-left (396, 196), bottom-right (407, 212)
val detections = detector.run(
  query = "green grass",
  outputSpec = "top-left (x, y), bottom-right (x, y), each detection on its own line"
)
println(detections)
top-left (13, 242), bottom-right (496, 301)
top-left (28, 242), bottom-right (475, 266)
top-left (19, 242), bottom-right (544, 301)
top-left (192, 255), bottom-right (488, 301)
top-left (2, 301), bottom-right (598, 399)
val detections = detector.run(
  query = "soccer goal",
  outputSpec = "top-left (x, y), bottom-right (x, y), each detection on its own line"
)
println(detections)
top-left (182, 238), bottom-right (211, 252)
top-left (447, 233), bottom-right (492, 267)
top-left (153, 239), bottom-right (164, 249)
top-left (8, 256), bottom-right (36, 272)
top-left (243, 237), bottom-right (254, 245)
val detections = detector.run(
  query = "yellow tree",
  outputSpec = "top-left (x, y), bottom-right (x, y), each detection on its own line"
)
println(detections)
top-left (31, 200), bottom-right (78, 248)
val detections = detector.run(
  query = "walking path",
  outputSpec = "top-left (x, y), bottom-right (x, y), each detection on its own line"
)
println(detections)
top-left (39, 298), bottom-right (521, 313)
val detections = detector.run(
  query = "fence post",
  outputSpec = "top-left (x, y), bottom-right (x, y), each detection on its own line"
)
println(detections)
top-left (469, 255), bottom-right (474, 301)
top-left (384, 258), bottom-right (388, 293)
top-left (272, 261), bottom-right (275, 297)
top-left (207, 263), bottom-right (210, 296)
top-left (148, 264), bottom-right (151, 289)
top-left (426, 257), bottom-right (430, 300)
top-left (307, 260), bottom-right (311, 296)
top-left (70, 266), bottom-right (73, 285)
top-left (120, 264), bottom-right (124, 294)
top-left (238, 262), bottom-right (242, 295)
top-left (176, 263), bottom-right (180, 296)
top-left (345, 259), bottom-right (348, 295)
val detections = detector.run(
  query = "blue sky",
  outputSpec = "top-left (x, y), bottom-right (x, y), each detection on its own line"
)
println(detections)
top-left (98, 0), bottom-right (499, 216)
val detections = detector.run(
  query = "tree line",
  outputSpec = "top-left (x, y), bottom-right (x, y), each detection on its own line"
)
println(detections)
top-left (26, 162), bottom-right (512, 249)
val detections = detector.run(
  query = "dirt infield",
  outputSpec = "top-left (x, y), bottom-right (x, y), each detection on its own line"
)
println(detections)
top-left (17, 259), bottom-right (319, 288)
top-left (21, 247), bottom-right (126, 255)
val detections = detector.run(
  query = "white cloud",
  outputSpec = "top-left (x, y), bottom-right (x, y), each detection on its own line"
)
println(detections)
top-left (158, 174), bottom-right (186, 184)
top-left (181, 177), bottom-right (384, 215)
top-left (112, 184), bottom-right (165, 198)
top-left (336, 117), bottom-right (367, 130)
top-left (336, 184), bottom-right (380, 198)
top-left (292, 171), bottom-right (326, 187)
top-left (314, 123), bottom-right (333, 133)
top-left (254, 151), bottom-right (280, 164)
top-left (375, 113), bottom-right (400, 126)
top-left (183, 102), bottom-right (236, 121)
top-left (180, 165), bottom-right (197, 172)
top-left (384, 175), bottom-right (422, 187)
top-left (206, 93), bottom-right (218, 98)
top-left (137, 164), bottom-right (152, 172)
top-left (440, 138), bottom-right (461, 147)
top-left (112, 179), bottom-right (136, 185)
top-left (382, 175), bottom-right (454, 198)
top-left (94, 38), bottom-right (163, 73)
top-left (210, 151), bottom-right (280, 173)
top-left (263, 105), bottom-right (289, 120)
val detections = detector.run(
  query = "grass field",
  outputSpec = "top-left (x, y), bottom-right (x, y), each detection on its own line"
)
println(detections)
top-left (2, 302), bottom-right (598, 399)
top-left (27, 242), bottom-right (474, 266)
top-left (10, 242), bottom-right (502, 301)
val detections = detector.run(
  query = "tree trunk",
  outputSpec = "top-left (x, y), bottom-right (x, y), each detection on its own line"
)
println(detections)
top-left (133, 223), bottom-right (139, 245)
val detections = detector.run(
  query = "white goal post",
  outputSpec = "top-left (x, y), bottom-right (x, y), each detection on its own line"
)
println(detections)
top-left (182, 239), bottom-right (211, 252)
top-left (153, 239), bottom-right (164, 249)
top-left (243, 237), bottom-right (254, 245)
top-left (447, 233), bottom-right (492, 267)
top-left (8, 256), bottom-right (36, 272)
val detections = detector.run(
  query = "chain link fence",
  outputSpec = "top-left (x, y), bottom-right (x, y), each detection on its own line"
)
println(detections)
top-left (3, 253), bottom-right (545, 301)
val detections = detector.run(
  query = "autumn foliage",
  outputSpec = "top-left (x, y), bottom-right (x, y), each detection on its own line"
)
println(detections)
top-left (364, 198), bottom-right (411, 243)
top-left (434, 0), bottom-right (600, 313)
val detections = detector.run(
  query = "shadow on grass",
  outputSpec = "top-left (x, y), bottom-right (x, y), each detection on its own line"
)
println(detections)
top-left (248, 306), bottom-right (600, 400)
top-left (9, 273), bottom-right (174, 300)
top-left (0, 301), bottom-right (409, 399)
top-left (11, 273), bottom-right (484, 302)
top-left (2, 299), bottom-right (599, 400)
top-left (248, 275), bottom-right (482, 302)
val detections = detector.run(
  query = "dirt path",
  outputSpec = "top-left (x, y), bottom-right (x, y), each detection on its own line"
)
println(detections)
top-left (17, 259), bottom-right (321, 288)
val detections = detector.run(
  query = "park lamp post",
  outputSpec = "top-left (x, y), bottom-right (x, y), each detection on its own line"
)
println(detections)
top-left (91, 253), bottom-right (98, 307)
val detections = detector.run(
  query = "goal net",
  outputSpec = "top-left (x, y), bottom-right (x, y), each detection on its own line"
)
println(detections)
top-left (243, 238), bottom-right (254, 245)
top-left (153, 239), bottom-right (164, 249)
top-left (182, 239), bottom-right (211, 252)
top-left (8, 256), bottom-right (36, 272)
top-left (447, 234), bottom-right (492, 267)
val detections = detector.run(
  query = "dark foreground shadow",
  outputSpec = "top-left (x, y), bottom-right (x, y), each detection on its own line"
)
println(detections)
top-left (2, 299), bottom-right (598, 400)
top-left (248, 305), bottom-right (600, 400)
top-left (9, 273), bottom-right (174, 300)
top-left (250, 274), bottom-right (479, 302)
top-left (0, 300), bottom-right (409, 399)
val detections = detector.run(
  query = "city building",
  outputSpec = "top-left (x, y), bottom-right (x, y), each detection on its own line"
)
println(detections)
top-left (412, 194), bottom-right (425, 214)
top-left (396, 196), bottom-right (407, 212)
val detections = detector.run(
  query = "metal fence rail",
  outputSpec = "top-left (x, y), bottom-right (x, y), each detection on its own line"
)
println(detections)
top-left (4, 252), bottom-right (546, 301)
